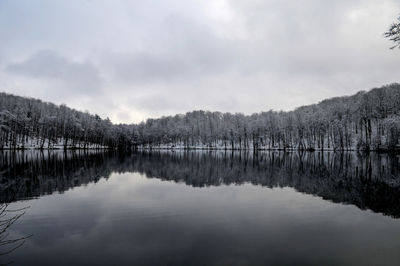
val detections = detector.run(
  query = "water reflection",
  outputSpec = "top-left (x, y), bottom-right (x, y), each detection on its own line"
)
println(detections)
top-left (1, 151), bottom-right (399, 218)
top-left (0, 150), bottom-right (114, 202)
top-left (1, 151), bottom-right (400, 266)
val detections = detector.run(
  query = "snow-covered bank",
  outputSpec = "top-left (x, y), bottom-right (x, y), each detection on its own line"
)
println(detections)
top-left (1, 136), bottom-right (109, 150)
top-left (136, 140), bottom-right (400, 152)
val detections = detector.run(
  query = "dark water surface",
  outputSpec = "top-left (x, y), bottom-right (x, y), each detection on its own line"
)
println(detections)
top-left (1, 151), bottom-right (400, 266)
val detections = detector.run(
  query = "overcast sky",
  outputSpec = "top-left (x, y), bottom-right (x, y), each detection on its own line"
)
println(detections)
top-left (0, 0), bottom-right (399, 123)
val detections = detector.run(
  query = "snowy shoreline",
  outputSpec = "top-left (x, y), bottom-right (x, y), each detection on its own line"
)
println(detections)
top-left (1, 146), bottom-right (397, 152)
top-left (136, 146), bottom-right (398, 152)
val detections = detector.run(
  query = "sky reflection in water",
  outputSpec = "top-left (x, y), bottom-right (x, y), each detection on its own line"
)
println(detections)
top-left (1, 151), bottom-right (400, 266)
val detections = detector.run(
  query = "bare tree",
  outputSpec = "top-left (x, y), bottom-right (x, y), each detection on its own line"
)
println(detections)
top-left (385, 15), bottom-right (400, 49)
top-left (0, 203), bottom-right (31, 264)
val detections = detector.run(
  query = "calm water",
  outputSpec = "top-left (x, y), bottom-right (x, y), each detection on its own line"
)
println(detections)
top-left (1, 151), bottom-right (400, 266)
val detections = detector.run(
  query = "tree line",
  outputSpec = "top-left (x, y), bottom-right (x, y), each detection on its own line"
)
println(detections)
top-left (0, 93), bottom-right (134, 149)
top-left (0, 83), bottom-right (399, 151)
top-left (134, 83), bottom-right (400, 151)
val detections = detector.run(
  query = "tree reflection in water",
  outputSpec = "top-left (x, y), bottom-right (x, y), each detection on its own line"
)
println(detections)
top-left (0, 150), bottom-right (399, 217)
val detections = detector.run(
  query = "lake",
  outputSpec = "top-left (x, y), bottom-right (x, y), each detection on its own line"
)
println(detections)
top-left (1, 151), bottom-right (400, 266)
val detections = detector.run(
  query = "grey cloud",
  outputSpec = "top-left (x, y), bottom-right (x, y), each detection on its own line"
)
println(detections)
top-left (0, 0), bottom-right (399, 123)
top-left (104, 14), bottom-right (236, 84)
top-left (107, 0), bottom-right (398, 89)
top-left (6, 50), bottom-right (102, 95)
top-left (107, 53), bottom-right (192, 84)
top-left (131, 95), bottom-right (191, 117)
top-left (227, 0), bottom-right (398, 74)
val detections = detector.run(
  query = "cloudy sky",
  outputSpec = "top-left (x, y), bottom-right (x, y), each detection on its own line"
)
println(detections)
top-left (0, 0), bottom-right (399, 123)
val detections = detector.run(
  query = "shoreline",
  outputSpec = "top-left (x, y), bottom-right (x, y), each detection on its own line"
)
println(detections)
top-left (136, 147), bottom-right (400, 153)
top-left (0, 146), bottom-right (398, 153)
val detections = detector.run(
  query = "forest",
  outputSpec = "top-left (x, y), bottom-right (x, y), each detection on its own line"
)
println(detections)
top-left (0, 83), bottom-right (399, 151)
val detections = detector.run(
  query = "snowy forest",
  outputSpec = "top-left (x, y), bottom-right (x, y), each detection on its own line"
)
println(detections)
top-left (0, 83), bottom-right (399, 151)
